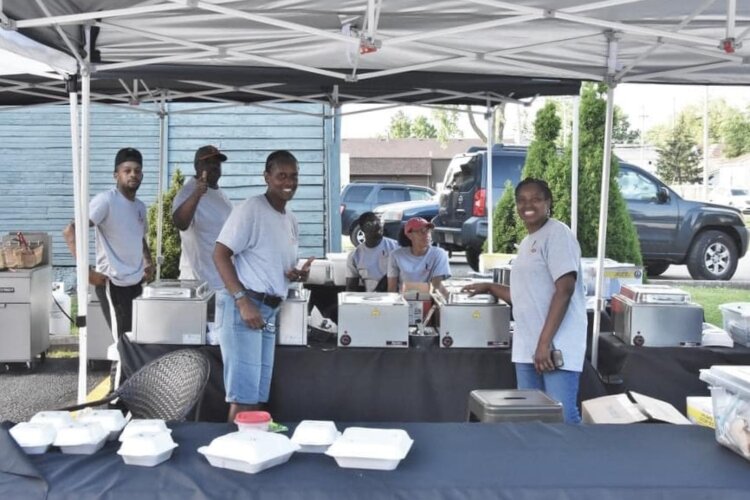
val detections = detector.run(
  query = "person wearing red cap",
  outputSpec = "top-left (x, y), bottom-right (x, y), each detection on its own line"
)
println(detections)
top-left (387, 217), bottom-right (451, 293)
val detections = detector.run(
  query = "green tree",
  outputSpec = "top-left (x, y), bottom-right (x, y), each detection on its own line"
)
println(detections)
top-left (387, 110), bottom-right (412, 138)
top-left (432, 108), bottom-right (463, 145)
top-left (575, 83), bottom-right (642, 265)
top-left (613, 106), bottom-right (640, 144)
top-left (721, 110), bottom-right (750, 158)
top-left (488, 180), bottom-right (519, 253)
top-left (411, 115), bottom-right (438, 138)
top-left (147, 169), bottom-right (185, 279)
top-left (655, 117), bottom-right (703, 184)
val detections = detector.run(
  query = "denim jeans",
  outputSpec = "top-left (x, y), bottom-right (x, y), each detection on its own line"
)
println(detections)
top-left (515, 363), bottom-right (582, 424)
top-left (217, 290), bottom-right (279, 404)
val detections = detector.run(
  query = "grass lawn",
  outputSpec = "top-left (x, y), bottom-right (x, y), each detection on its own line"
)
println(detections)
top-left (680, 285), bottom-right (749, 328)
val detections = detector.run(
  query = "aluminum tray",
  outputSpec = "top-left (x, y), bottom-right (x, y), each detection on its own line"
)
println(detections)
top-left (141, 280), bottom-right (209, 299)
top-left (619, 284), bottom-right (690, 304)
top-left (339, 292), bottom-right (406, 306)
top-left (448, 292), bottom-right (497, 305)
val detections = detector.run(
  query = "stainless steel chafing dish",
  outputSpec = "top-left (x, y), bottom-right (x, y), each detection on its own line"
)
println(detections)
top-left (140, 280), bottom-right (209, 299)
top-left (433, 290), bottom-right (510, 348)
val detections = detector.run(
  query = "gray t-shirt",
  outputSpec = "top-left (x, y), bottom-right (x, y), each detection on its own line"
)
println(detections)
top-left (216, 194), bottom-right (298, 298)
top-left (509, 218), bottom-right (587, 372)
top-left (172, 177), bottom-right (233, 290)
top-left (89, 187), bottom-right (147, 287)
top-left (346, 237), bottom-right (399, 291)
top-left (387, 245), bottom-right (451, 285)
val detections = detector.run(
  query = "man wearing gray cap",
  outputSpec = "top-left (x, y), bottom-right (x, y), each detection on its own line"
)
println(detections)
top-left (172, 145), bottom-right (233, 343)
top-left (63, 147), bottom-right (154, 340)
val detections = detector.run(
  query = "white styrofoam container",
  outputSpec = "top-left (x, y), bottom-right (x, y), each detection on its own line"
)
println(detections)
top-left (325, 427), bottom-right (413, 471)
top-left (118, 431), bottom-right (178, 467)
top-left (304, 259), bottom-right (333, 285)
top-left (700, 365), bottom-right (750, 460)
top-left (326, 253), bottom-right (349, 286)
top-left (119, 419), bottom-right (170, 441)
top-left (291, 420), bottom-right (340, 453)
top-left (76, 409), bottom-right (127, 441)
top-left (53, 422), bottom-right (108, 455)
top-left (30, 411), bottom-right (73, 430)
top-left (198, 431), bottom-right (300, 474)
top-left (9, 422), bottom-right (56, 454)
top-left (719, 303), bottom-right (750, 347)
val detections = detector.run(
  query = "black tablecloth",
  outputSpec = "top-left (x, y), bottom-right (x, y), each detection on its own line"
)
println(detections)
top-left (3, 421), bottom-right (750, 500)
top-left (119, 337), bottom-right (606, 422)
top-left (597, 333), bottom-right (750, 412)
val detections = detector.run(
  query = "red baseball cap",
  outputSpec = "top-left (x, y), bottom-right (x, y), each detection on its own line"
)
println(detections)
top-left (404, 217), bottom-right (435, 234)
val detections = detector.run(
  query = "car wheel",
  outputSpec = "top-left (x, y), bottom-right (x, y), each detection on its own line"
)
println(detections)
top-left (686, 230), bottom-right (738, 280)
top-left (349, 224), bottom-right (366, 246)
top-left (644, 261), bottom-right (670, 277)
top-left (465, 247), bottom-right (481, 272)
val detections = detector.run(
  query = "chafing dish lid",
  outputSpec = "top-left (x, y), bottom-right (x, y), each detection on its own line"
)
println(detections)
top-left (448, 292), bottom-right (497, 305)
top-left (141, 280), bottom-right (208, 298)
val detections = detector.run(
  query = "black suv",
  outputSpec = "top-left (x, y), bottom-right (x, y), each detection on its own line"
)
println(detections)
top-left (340, 182), bottom-right (435, 246)
top-left (432, 146), bottom-right (749, 279)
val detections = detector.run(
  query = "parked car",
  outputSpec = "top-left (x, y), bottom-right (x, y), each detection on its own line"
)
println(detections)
top-left (431, 145), bottom-right (749, 280)
top-left (340, 182), bottom-right (435, 246)
top-left (708, 187), bottom-right (750, 215)
top-left (373, 195), bottom-right (440, 240)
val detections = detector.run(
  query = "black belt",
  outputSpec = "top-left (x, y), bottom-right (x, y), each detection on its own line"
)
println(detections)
top-left (245, 289), bottom-right (283, 308)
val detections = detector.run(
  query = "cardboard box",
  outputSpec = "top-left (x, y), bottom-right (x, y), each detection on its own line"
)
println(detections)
top-left (686, 396), bottom-right (715, 428)
top-left (582, 392), bottom-right (691, 425)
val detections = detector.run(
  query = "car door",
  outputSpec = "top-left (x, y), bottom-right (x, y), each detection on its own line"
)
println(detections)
top-left (617, 166), bottom-right (679, 257)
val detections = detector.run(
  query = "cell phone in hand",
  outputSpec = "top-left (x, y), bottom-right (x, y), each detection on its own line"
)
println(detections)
top-left (551, 349), bottom-right (564, 369)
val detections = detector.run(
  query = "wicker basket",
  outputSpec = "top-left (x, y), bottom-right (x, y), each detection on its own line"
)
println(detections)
top-left (3, 243), bottom-right (44, 269)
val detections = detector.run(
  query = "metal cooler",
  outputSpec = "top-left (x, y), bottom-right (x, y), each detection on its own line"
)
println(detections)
top-left (468, 389), bottom-right (563, 423)
top-left (435, 292), bottom-right (510, 348)
top-left (277, 286), bottom-right (310, 345)
top-left (338, 292), bottom-right (409, 348)
top-left (131, 280), bottom-right (215, 345)
top-left (612, 284), bottom-right (703, 347)
top-left (0, 232), bottom-right (51, 366)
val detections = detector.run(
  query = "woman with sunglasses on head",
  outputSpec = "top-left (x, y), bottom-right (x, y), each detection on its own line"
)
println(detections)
top-left (345, 212), bottom-right (399, 292)
top-left (462, 178), bottom-right (586, 424)
top-left (387, 217), bottom-right (451, 294)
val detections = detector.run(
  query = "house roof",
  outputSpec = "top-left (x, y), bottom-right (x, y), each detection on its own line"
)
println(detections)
top-left (342, 138), bottom-right (484, 159)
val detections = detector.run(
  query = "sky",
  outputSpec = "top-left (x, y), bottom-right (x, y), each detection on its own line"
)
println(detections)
top-left (340, 83), bottom-right (750, 141)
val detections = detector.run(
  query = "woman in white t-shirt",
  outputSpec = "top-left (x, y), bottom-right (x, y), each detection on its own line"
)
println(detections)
top-left (462, 178), bottom-right (587, 424)
top-left (387, 217), bottom-right (451, 293)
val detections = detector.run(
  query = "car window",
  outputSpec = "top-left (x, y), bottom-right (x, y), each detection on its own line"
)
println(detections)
top-left (408, 189), bottom-right (433, 201)
top-left (343, 185), bottom-right (372, 203)
top-left (731, 189), bottom-right (748, 196)
top-left (377, 188), bottom-right (407, 204)
top-left (443, 156), bottom-right (477, 192)
top-left (617, 169), bottom-right (658, 201)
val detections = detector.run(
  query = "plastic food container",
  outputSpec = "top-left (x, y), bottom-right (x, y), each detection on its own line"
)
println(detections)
top-left (9, 422), bottom-right (56, 454)
top-left (198, 430), bottom-right (300, 474)
top-left (719, 303), bottom-right (750, 347)
top-left (30, 411), bottom-right (73, 430)
top-left (118, 431), bottom-right (178, 467)
top-left (53, 422), bottom-right (109, 455)
top-left (700, 365), bottom-right (750, 461)
top-left (76, 409), bottom-right (127, 441)
top-left (325, 427), bottom-right (413, 471)
top-left (290, 420), bottom-right (340, 453)
top-left (119, 419), bottom-right (171, 441)
top-left (235, 411), bottom-right (271, 432)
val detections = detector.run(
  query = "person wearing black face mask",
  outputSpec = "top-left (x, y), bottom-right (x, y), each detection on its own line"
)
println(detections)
top-left (345, 212), bottom-right (398, 292)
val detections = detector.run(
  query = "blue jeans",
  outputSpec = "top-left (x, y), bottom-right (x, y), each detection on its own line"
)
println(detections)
top-left (515, 363), bottom-right (582, 424)
top-left (217, 291), bottom-right (279, 405)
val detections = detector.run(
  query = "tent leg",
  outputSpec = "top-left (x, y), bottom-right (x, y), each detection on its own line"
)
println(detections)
top-left (570, 94), bottom-right (580, 238)
top-left (485, 100), bottom-right (495, 255)
top-left (155, 92), bottom-right (168, 280)
top-left (591, 84), bottom-right (616, 372)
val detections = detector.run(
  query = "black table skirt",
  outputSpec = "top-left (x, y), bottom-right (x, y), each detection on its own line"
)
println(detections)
top-left (119, 337), bottom-right (606, 422)
top-left (4, 421), bottom-right (750, 500)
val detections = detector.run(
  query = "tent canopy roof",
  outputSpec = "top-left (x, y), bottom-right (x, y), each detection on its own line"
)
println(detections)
top-left (1, 1), bottom-right (749, 108)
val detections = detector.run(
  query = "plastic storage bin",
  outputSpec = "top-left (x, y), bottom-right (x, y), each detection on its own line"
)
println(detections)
top-left (467, 389), bottom-right (564, 423)
top-left (700, 365), bottom-right (750, 461)
top-left (719, 303), bottom-right (750, 347)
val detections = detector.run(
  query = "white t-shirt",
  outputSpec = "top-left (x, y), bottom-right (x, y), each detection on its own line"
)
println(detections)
top-left (346, 237), bottom-right (399, 291)
top-left (387, 245), bottom-right (451, 285)
top-left (216, 194), bottom-right (298, 298)
top-left (171, 177), bottom-right (233, 290)
top-left (509, 219), bottom-right (587, 372)
top-left (89, 187), bottom-right (147, 287)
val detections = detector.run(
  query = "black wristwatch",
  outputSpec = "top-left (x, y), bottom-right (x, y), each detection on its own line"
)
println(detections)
top-left (232, 289), bottom-right (246, 301)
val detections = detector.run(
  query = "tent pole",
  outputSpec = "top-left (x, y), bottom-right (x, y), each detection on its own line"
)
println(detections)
top-left (155, 91), bottom-right (168, 280)
top-left (570, 93), bottom-right (580, 238)
top-left (591, 84), bottom-right (616, 372)
top-left (485, 98), bottom-right (495, 256)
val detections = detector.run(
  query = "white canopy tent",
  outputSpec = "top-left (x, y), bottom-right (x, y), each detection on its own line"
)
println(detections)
top-left (1, 0), bottom-right (749, 402)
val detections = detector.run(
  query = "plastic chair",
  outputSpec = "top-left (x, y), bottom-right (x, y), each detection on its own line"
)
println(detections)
top-left (63, 349), bottom-right (210, 422)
